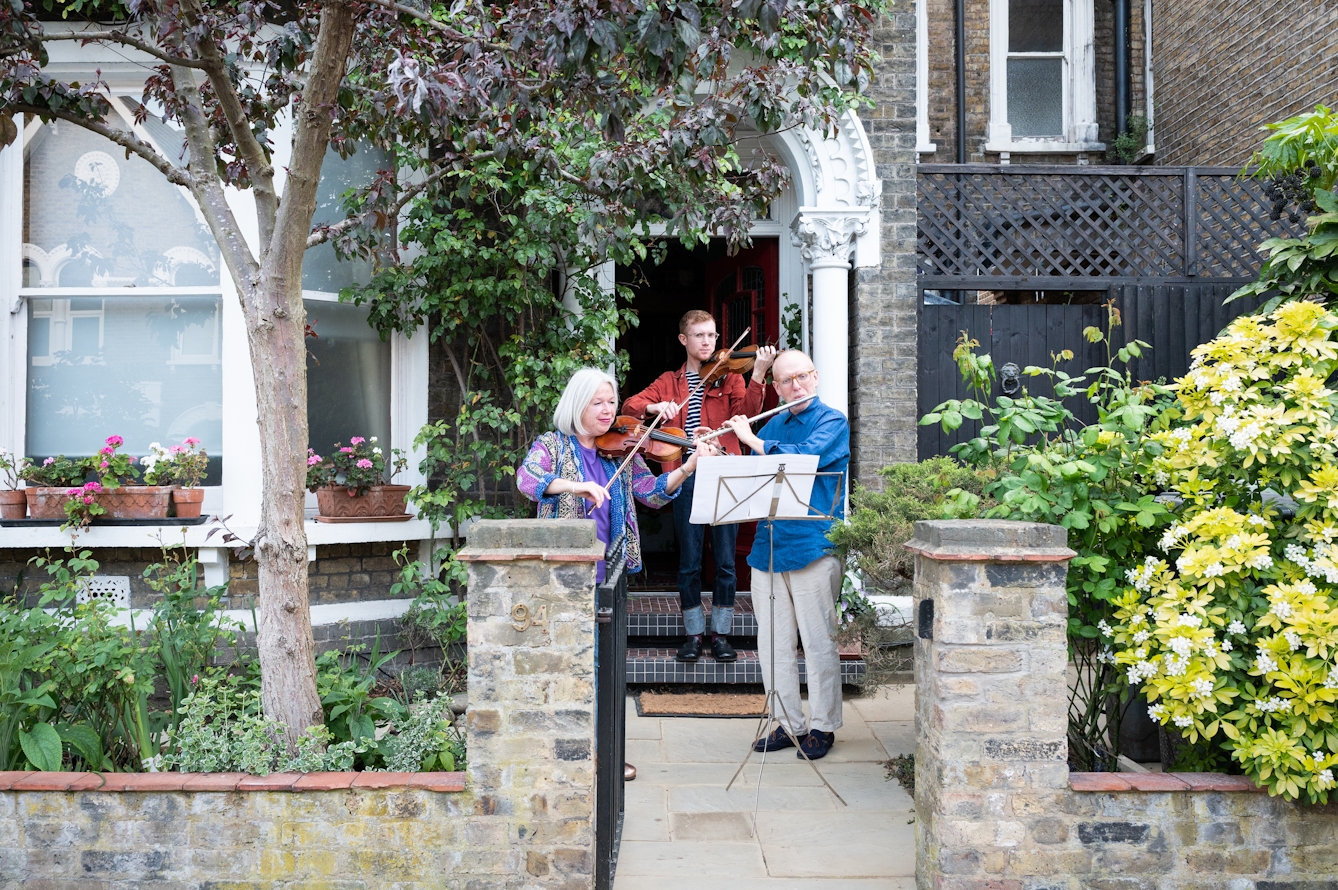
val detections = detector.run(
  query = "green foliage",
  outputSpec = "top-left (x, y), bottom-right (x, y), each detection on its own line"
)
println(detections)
top-left (920, 304), bottom-right (1175, 768)
top-left (378, 695), bottom-right (465, 773)
top-left (1108, 114), bottom-right (1150, 165)
top-left (306, 437), bottom-right (406, 494)
top-left (884, 752), bottom-right (915, 794)
top-left (1231, 105), bottom-right (1338, 307)
top-left (393, 546), bottom-right (469, 695)
top-left (781, 297), bottom-right (803, 351)
top-left (19, 455), bottom-right (89, 488)
top-left (827, 458), bottom-right (985, 591)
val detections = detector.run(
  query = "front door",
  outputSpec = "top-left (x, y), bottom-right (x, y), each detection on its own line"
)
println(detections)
top-left (706, 241), bottom-right (780, 348)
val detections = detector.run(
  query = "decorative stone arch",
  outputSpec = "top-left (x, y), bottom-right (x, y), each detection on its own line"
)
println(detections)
top-left (760, 109), bottom-right (883, 417)
top-left (155, 246), bottom-right (218, 286)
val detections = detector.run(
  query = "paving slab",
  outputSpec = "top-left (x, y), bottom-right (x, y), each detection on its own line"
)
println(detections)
top-left (620, 784), bottom-right (671, 843)
top-left (667, 781), bottom-right (841, 814)
top-left (866, 720), bottom-right (915, 757)
top-left (624, 738), bottom-right (666, 765)
top-left (670, 811), bottom-right (755, 841)
top-left (614, 840), bottom-right (769, 877)
top-left (632, 761), bottom-right (826, 787)
top-left (755, 809), bottom-right (916, 878)
top-left (817, 762), bottom-right (917, 812)
top-left (847, 684), bottom-right (915, 723)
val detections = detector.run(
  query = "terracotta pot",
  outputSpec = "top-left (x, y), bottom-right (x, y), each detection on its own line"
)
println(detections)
top-left (0, 490), bottom-right (26, 520)
top-left (99, 485), bottom-right (172, 520)
top-left (315, 484), bottom-right (411, 518)
top-left (25, 487), bottom-right (68, 520)
top-left (171, 487), bottom-right (205, 519)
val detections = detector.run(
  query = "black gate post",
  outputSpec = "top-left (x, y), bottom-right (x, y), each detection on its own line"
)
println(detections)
top-left (595, 538), bottom-right (629, 890)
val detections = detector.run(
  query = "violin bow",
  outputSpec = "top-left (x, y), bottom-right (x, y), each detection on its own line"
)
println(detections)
top-left (602, 327), bottom-right (752, 491)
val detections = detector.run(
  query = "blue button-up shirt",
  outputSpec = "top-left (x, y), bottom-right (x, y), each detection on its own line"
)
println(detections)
top-left (746, 397), bottom-right (850, 573)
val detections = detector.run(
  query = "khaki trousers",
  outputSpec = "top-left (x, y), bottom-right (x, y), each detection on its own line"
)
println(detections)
top-left (751, 555), bottom-right (844, 735)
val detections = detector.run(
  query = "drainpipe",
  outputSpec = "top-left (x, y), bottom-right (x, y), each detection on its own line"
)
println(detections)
top-left (1113, 0), bottom-right (1131, 138)
top-left (955, 0), bottom-right (967, 164)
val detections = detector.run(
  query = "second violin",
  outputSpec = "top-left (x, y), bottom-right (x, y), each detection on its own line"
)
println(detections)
top-left (595, 416), bottom-right (695, 465)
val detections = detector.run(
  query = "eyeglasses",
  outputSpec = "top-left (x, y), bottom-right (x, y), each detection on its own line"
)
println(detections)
top-left (686, 332), bottom-right (720, 341)
top-left (774, 370), bottom-right (815, 388)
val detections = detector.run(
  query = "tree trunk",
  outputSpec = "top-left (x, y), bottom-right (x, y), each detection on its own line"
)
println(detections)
top-left (246, 0), bottom-right (357, 748)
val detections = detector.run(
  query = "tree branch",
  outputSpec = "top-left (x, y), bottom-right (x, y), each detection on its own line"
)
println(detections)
top-left (360, 0), bottom-right (510, 51)
top-left (39, 29), bottom-right (209, 69)
top-left (9, 102), bottom-right (194, 188)
top-left (305, 163), bottom-right (459, 249)
top-left (179, 0), bottom-right (278, 246)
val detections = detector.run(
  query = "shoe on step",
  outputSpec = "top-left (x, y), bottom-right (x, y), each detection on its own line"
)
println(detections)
top-left (675, 635), bottom-right (702, 662)
top-left (710, 634), bottom-right (737, 662)
top-left (797, 729), bottom-right (835, 760)
top-left (753, 726), bottom-right (806, 752)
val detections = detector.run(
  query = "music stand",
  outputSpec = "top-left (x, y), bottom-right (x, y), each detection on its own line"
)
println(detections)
top-left (688, 455), bottom-right (849, 833)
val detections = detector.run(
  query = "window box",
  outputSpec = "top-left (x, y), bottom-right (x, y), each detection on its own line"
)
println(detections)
top-left (314, 484), bottom-right (412, 521)
top-left (24, 484), bottom-right (172, 520)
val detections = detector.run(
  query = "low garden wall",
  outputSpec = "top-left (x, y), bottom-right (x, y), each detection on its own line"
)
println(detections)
top-left (909, 520), bottom-right (1338, 890)
top-left (0, 519), bottom-right (603, 889)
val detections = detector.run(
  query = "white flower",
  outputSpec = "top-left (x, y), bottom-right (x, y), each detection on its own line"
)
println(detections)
top-left (1325, 671), bottom-right (1338, 690)
top-left (1204, 562), bottom-right (1226, 578)
top-left (1097, 648), bottom-right (1115, 664)
top-left (1221, 639), bottom-right (1233, 652)
top-left (1191, 677), bottom-right (1214, 698)
top-left (1133, 630), bottom-right (1151, 644)
top-left (1098, 619), bottom-right (1113, 638)
top-left (1203, 640), bottom-right (1219, 658)
top-left (1228, 620), bottom-right (1247, 635)
top-left (1210, 391), bottom-right (1228, 406)
top-left (1221, 375), bottom-right (1242, 393)
top-left (1256, 652), bottom-right (1279, 674)
top-left (1129, 611), bottom-right (1147, 626)
top-left (1248, 514), bottom-right (1268, 527)
top-left (1173, 714), bottom-right (1194, 728)
top-left (1216, 412), bottom-right (1241, 433)
top-left (1284, 630), bottom-right (1302, 651)
top-left (1168, 636), bottom-right (1193, 657)
top-left (1173, 428), bottom-right (1193, 443)
top-left (1256, 696), bottom-right (1292, 714)
top-left (1229, 422), bottom-right (1263, 450)
top-left (1176, 555), bottom-right (1191, 573)
top-left (1148, 703), bottom-right (1168, 722)
top-left (1155, 470), bottom-right (1170, 487)
top-left (1178, 613), bottom-right (1203, 628)
top-left (1286, 544), bottom-right (1309, 565)
top-left (1166, 655), bottom-right (1189, 677)
top-left (373, 447), bottom-right (382, 454)
top-left (369, 437), bottom-right (378, 442)
top-left (1297, 580), bottom-right (1317, 596)
top-left (1224, 535), bottom-right (1242, 551)
top-left (1318, 769), bottom-right (1335, 787)
top-left (1249, 553), bottom-right (1274, 570)
top-left (1271, 599), bottom-right (1294, 619)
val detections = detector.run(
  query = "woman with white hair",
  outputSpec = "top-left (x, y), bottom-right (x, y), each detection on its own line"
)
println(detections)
top-left (518, 367), bottom-right (717, 585)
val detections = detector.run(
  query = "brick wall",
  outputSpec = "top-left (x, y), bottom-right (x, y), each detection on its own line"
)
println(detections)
top-left (909, 519), bottom-right (1338, 889)
top-left (1151, 1), bottom-right (1338, 166)
top-left (855, 2), bottom-right (921, 481)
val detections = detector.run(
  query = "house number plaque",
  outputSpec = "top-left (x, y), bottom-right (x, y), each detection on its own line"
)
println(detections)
top-left (511, 602), bottom-right (549, 633)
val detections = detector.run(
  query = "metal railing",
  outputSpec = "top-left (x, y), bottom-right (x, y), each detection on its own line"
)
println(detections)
top-left (917, 164), bottom-right (1305, 290)
top-left (594, 535), bottom-right (629, 890)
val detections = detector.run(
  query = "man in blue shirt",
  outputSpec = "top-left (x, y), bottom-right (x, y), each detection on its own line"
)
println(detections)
top-left (723, 350), bottom-right (849, 761)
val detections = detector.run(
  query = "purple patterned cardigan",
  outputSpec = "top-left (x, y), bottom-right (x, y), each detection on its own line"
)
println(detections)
top-left (516, 431), bottom-right (677, 574)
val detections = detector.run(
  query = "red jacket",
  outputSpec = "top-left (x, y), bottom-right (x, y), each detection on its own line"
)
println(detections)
top-left (623, 365), bottom-right (768, 471)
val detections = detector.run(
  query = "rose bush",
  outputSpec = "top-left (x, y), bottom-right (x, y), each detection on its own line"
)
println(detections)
top-left (1107, 300), bottom-right (1338, 802)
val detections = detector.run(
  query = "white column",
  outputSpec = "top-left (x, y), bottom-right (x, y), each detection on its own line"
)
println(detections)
top-left (916, 0), bottom-right (937, 155)
top-left (0, 127), bottom-right (24, 458)
top-left (1069, 0), bottom-right (1099, 144)
top-left (987, 0), bottom-right (1013, 149)
top-left (791, 210), bottom-right (868, 418)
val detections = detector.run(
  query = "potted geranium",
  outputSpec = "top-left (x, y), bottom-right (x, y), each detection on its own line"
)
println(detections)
top-left (307, 436), bottom-right (410, 521)
top-left (0, 447), bottom-right (28, 519)
top-left (144, 438), bottom-right (209, 518)
top-left (20, 455), bottom-right (92, 519)
top-left (92, 435), bottom-right (170, 520)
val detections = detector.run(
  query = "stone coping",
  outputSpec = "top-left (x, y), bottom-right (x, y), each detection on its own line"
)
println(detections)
top-left (0, 770), bottom-right (466, 792)
top-left (1069, 771), bottom-right (1261, 792)
top-left (455, 546), bottom-right (604, 563)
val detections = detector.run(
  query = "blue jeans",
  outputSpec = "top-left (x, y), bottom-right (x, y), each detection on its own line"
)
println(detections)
top-left (673, 473), bottom-right (737, 635)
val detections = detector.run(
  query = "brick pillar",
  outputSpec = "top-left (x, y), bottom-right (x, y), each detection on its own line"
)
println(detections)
top-left (457, 518), bottom-right (604, 887)
top-left (904, 520), bottom-right (1076, 890)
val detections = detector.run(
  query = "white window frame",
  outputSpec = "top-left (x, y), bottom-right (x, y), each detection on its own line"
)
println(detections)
top-left (0, 72), bottom-right (427, 535)
top-left (985, 0), bottom-right (1103, 154)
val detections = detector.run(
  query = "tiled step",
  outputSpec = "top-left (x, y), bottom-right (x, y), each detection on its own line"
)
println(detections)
top-left (627, 646), bottom-right (866, 685)
top-left (627, 592), bottom-right (759, 637)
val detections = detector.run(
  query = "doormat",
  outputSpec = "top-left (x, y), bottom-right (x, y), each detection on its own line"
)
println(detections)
top-left (635, 689), bottom-right (768, 718)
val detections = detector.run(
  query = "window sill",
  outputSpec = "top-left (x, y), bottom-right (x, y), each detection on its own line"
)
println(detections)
top-left (0, 517), bottom-right (438, 549)
top-left (983, 141), bottom-right (1107, 154)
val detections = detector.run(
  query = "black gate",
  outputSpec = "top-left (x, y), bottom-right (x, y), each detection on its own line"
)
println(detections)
top-left (594, 539), bottom-right (628, 890)
top-left (917, 284), bottom-right (1266, 459)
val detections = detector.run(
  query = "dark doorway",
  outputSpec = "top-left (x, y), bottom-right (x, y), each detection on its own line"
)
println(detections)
top-left (616, 237), bottom-right (781, 592)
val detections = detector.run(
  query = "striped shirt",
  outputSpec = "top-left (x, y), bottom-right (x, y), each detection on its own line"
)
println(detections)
top-left (684, 371), bottom-right (703, 452)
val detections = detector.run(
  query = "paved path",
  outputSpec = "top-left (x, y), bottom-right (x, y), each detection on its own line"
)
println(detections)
top-left (614, 685), bottom-right (917, 889)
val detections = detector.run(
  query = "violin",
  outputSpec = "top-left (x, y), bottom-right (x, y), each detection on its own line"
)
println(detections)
top-left (702, 344), bottom-right (771, 387)
top-left (595, 416), bottom-right (695, 464)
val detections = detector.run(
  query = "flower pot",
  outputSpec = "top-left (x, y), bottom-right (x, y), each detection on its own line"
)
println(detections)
top-left (0, 490), bottom-right (26, 519)
top-left (25, 487), bottom-right (67, 520)
top-left (171, 487), bottom-right (205, 519)
top-left (99, 485), bottom-right (172, 520)
top-left (315, 484), bottom-right (411, 519)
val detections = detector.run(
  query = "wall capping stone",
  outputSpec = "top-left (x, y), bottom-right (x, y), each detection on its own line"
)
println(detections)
top-left (0, 770), bottom-right (466, 793)
top-left (1070, 771), bottom-right (1263, 793)
top-left (905, 518), bottom-right (1077, 562)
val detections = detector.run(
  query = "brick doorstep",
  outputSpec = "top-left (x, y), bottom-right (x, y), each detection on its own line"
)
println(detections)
top-left (0, 770), bottom-right (466, 792)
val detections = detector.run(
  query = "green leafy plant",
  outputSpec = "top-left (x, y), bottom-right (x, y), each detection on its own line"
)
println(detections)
top-left (0, 446), bottom-right (27, 489)
top-left (1108, 114), bottom-right (1150, 165)
top-left (20, 455), bottom-right (90, 488)
top-left (143, 439), bottom-right (209, 488)
top-left (306, 437), bottom-right (405, 494)
top-left (394, 546), bottom-right (469, 694)
top-left (1231, 105), bottom-right (1338, 308)
top-left (61, 482), bottom-right (106, 530)
top-left (378, 695), bottom-right (465, 772)
top-left (91, 435), bottom-right (139, 489)
top-left (781, 296), bottom-right (803, 351)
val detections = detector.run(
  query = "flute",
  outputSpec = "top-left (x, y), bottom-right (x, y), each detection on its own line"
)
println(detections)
top-left (693, 393), bottom-right (817, 445)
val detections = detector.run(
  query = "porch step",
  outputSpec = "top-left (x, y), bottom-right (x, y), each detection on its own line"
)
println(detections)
top-left (627, 592), bottom-right (758, 637)
top-left (626, 646), bottom-right (866, 686)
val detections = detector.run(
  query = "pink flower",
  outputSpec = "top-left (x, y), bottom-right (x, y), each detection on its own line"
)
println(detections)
top-left (100, 446), bottom-right (113, 456)
top-left (356, 458), bottom-right (374, 469)
top-left (184, 438), bottom-right (200, 447)
top-left (83, 482), bottom-right (102, 492)
top-left (43, 457), bottom-right (55, 466)
top-left (191, 674), bottom-right (199, 685)
top-left (105, 435), bottom-right (123, 447)
top-left (308, 455), bottom-right (323, 466)
top-left (340, 447), bottom-right (354, 454)
top-left (169, 445), bottom-right (185, 454)
top-left (127, 456), bottom-right (136, 463)
top-left (350, 437), bottom-right (365, 445)
top-left (66, 487), bottom-right (80, 496)
top-left (100, 461), bottom-right (109, 469)
top-left (82, 495), bottom-right (94, 505)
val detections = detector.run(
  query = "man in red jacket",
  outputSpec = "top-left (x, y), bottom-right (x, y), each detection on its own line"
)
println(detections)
top-left (623, 309), bottom-right (776, 662)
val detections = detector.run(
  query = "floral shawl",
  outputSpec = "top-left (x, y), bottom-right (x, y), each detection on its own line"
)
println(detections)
top-left (516, 431), bottom-right (677, 574)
